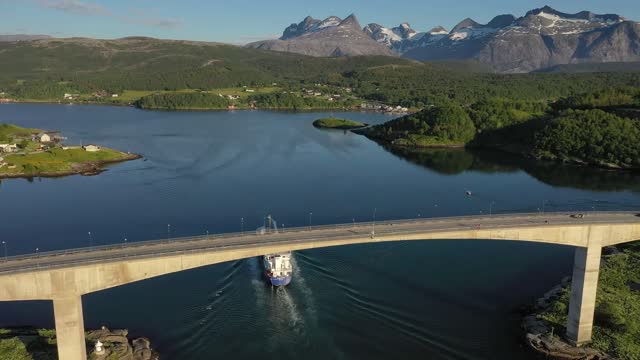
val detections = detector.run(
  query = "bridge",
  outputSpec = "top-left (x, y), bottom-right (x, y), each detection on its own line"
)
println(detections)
top-left (1, 211), bottom-right (639, 360)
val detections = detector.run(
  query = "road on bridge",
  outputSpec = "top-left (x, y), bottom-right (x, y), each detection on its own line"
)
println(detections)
top-left (1, 212), bottom-right (638, 275)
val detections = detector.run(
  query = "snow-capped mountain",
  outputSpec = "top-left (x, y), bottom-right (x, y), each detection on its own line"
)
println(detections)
top-left (246, 14), bottom-right (394, 57)
top-left (404, 6), bottom-right (639, 72)
top-left (363, 22), bottom-right (427, 52)
top-left (247, 7), bottom-right (640, 72)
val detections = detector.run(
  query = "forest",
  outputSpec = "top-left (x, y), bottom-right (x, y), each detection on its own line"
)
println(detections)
top-left (361, 88), bottom-right (640, 169)
top-left (2, 38), bottom-right (640, 109)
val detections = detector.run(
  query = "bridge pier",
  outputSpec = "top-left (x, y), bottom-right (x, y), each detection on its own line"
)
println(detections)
top-left (53, 296), bottom-right (87, 360)
top-left (566, 244), bottom-right (602, 346)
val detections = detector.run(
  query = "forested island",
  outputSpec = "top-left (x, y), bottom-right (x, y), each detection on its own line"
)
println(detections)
top-left (358, 88), bottom-right (640, 170)
top-left (312, 118), bottom-right (367, 129)
top-left (0, 123), bottom-right (140, 179)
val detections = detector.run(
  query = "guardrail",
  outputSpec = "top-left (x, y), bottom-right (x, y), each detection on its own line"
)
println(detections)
top-left (0, 212), bottom-right (637, 275)
top-left (0, 211), bottom-right (637, 266)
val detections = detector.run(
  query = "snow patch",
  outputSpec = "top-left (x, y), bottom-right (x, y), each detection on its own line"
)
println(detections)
top-left (450, 32), bottom-right (468, 40)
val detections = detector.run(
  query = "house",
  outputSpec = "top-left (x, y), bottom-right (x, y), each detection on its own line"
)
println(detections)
top-left (244, 89), bottom-right (255, 93)
top-left (82, 145), bottom-right (101, 152)
top-left (227, 104), bottom-right (237, 110)
top-left (39, 133), bottom-right (51, 143)
top-left (0, 144), bottom-right (18, 153)
top-left (111, 94), bottom-right (119, 98)
top-left (63, 93), bottom-right (79, 100)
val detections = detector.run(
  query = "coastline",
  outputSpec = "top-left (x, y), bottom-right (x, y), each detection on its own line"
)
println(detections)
top-left (0, 153), bottom-right (142, 179)
top-left (1, 99), bottom-right (413, 114)
top-left (354, 131), bottom-right (639, 171)
top-left (0, 326), bottom-right (158, 360)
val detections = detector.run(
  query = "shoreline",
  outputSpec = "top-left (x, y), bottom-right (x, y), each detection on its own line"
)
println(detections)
top-left (0, 153), bottom-right (142, 180)
top-left (1, 99), bottom-right (413, 114)
top-left (0, 326), bottom-right (158, 360)
top-left (356, 133), bottom-right (639, 171)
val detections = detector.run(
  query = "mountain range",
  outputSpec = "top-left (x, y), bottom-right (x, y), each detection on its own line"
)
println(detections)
top-left (246, 6), bottom-right (640, 72)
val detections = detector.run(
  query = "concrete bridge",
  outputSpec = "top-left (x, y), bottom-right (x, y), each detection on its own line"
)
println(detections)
top-left (1, 211), bottom-right (639, 360)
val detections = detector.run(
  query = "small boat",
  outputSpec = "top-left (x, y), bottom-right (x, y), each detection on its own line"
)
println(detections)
top-left (465, 190), bottom-right (473, 196)
top-left (263, 252), bottom-right (293, 286)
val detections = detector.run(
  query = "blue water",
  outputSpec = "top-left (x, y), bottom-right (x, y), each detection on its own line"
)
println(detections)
top-left (1, 104), bottom-right (639, 359)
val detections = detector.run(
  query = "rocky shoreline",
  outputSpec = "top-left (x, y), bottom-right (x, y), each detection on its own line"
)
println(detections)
top-left (0, 153), bottom-right (142, 179)
top-left (522, 277), bottom-right (610, 360)
top-left (87, 327), bottom-right (158, 360)
top-left (0, 326), bottom-right (157, 359)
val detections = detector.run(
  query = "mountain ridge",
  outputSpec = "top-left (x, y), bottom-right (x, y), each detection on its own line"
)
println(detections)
top-left (246, 6), bottom-right (640, 72)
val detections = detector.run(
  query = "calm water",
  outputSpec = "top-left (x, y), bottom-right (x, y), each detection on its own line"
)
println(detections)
top-left (1, 104), bottom-right (639, 359)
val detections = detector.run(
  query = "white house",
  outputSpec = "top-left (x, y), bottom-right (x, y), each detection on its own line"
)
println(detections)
top-left (39, 133), bottom-right (51, 143)
top-left (111, 94), bottom-right (119, 98)
top-left (0, 144), bottom-right (17, 153)
top-left (83, 145), bottom-right (101, 152)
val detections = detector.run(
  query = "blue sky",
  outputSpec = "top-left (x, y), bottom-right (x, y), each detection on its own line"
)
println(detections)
top-left (0, 0), bottom-right (638, 43)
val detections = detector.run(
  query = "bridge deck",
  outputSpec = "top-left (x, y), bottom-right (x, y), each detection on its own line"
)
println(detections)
top-left (1, 212), bottom-right (638, 276)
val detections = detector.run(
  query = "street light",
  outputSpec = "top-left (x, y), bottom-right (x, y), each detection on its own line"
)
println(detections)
top-left (542, 200), bottom-right (547, 214)
top-left (35, 247), bottom-right (39, 268)
top-left (88, 231), bottom-right (93, 248)
top-left (241, 217), bottom-right (244, 234)
top-left (309, 212), bottom-right (313, 231)
top-left (1, 241), bottom-right (6, 261)
top-left (489, 202), bottom-right (495, 216)
top-left (206, 230), bottom-right (209, 238)
top-left (372, 208), bottom-right (377, 237)
top-left (167, 224), bottom-right (171, 240)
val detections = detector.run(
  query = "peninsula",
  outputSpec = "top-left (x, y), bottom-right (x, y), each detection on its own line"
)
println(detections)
top-left (0, 123), bottom-right (141, 179)
top-left (358, 88), bottom-right (640, 170)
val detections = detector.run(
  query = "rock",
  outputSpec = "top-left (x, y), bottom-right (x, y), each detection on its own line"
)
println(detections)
top-left (88, 327), bottom-right (157, 360)
top-left (526, 333), bottom-right (611, 360)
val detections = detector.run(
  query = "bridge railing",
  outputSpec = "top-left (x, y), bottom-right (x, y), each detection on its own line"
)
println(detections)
top-left (1, 210), bottom-right (636, 264)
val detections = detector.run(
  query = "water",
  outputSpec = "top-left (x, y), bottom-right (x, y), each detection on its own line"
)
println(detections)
top-left (1, 104), bottom-right (639, 359)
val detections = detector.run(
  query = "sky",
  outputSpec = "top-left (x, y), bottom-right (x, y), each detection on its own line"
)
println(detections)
top-left (0, 0), bottom-right (639, 44)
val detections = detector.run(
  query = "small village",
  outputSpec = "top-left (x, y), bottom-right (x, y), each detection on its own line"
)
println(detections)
top-left (0, 127), bottom-right (102, 170)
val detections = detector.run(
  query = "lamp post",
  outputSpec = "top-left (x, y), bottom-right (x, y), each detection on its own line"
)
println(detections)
top-left (1, 241), bottom-right (6, 261)
top-left (35, 247), bottom-right (39, 267)
top-left (167, 224), bottom-right (171, 240)
top-left (542, 200), bottom-right (547, 214)
top-left (309, 212), bottom-right (313, 231)
top-left (88, 231), bottom-right (93, 248)
top-left (372, 207), bottom-right (377, 237)
top-left (489, 202), bottom-right (495, 216)
top-left (206, 230), bottom-right (209, 238)
top-left (241, 217), bottom-right (244, 234)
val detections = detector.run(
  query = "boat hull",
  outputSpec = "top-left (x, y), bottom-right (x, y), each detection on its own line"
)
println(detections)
top-left (265, 271), bottom-right (292, 286)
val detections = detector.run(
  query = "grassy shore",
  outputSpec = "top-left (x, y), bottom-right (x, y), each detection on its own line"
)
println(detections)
top-left (0, 123), bottom-right (141, 179)
top-left (536, 242), bottom-right (640, 359)
top-left (1, 148), bottom-right (140, 178)
top-left (312, 117), bottom-right (367, 130)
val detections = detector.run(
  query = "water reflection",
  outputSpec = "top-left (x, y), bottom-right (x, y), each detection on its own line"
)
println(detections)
top-left (379, 143), bottom-right (640, 193)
